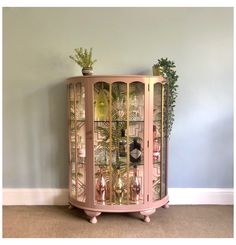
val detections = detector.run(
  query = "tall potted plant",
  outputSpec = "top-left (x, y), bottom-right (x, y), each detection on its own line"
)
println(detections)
top-left (152, 58), bottom-right (179, 137)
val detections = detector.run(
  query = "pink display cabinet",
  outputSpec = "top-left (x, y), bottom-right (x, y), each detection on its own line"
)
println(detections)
top-left (66, 75), bottom-right (169, 223)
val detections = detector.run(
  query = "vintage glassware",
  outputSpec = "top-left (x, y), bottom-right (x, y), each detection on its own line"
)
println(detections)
top-left (95, 84), bottom-right (109, 121)
top-left (153, 125), bottom-right (161, 162)
top-left (130, 165), bottom-right (141, 203)
top-left (130, 95), bottom-right (140, 120)
top-left (130, 137), bottom-right (142, 164)
top-left (119, 129), bottom-right (127, 158)
top-left (116, 97), bottom-right (125, 120)
top-left (96, 168), bottom-right (107, 204)
top-left (113, 166), bottom-right (125, 204)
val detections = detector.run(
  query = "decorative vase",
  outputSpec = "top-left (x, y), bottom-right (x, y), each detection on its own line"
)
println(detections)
top-left (96, 168), bottom-right (107, 204)
top-left (130, 165), bottom-right (141, 203)
top-left (152, 65), bottom-right (164, 76)
top-left (95, 85), bottom-right (109, 121)
top-left (113, 167), bottom-right (125, 204)
top-left (82, 67), bottom-right (93, 76)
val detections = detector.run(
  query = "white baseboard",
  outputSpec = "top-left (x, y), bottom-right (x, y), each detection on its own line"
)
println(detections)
top-left (3, 188), bottom-right (234, 205)
top-left (3, 188), bottom-right (69, 205)
top-left (168, 188), bottom-right (233, 205)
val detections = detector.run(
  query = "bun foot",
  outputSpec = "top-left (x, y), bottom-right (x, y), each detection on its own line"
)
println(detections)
top-left (144, 216), bottom-right (150, 223)
top-left (90, 216), bottom-right (97, 224)
top-left (140, 208), bottom-right (155, 223)
top-left (163, 203), bottom-right (169, 209)
top-left (68, 203), bottom-right (74, 209)
top-left (84, 210), bottom-right (101, 224)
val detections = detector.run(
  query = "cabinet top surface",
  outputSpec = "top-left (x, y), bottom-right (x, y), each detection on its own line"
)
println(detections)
top-left (66, 75), bottom-right (165, 83)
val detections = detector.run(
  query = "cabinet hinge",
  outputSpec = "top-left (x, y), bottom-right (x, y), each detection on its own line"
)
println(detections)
top-left (147, 140), bottom-right (149, 148)
top-left (147, 194), bottom-right (149, 201)
top-left (148, 84), bottom-right (150, 91)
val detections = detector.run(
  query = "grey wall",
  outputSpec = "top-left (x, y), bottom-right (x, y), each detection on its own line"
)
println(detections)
top-left (3, 7), bottom-right (233, 188)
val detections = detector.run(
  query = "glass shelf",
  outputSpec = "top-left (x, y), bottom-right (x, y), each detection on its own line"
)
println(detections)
top-left (94, 162), bottom-right (144, 166)
top-left (94, 120), bottom-right (144, 123)
top-left (71, 120), bottom-right (86, 122)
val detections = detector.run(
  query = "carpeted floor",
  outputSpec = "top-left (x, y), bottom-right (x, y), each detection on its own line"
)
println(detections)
top-left (2, 205), bottom-right (233, 238)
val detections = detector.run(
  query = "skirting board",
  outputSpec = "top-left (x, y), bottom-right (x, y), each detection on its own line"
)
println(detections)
top-left (3, 188), bottom-right (233, 205)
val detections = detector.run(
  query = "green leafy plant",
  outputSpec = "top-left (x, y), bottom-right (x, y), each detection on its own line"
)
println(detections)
top-left (69, 47), bottom-right (97, 68)
top-left (153, 58), bottom-right (179, 137)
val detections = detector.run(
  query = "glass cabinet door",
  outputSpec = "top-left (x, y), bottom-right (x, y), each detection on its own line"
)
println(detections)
top-left (93, 81), bottom-right (145, 205)
top-left (68, 82), bottom-right (86, 202)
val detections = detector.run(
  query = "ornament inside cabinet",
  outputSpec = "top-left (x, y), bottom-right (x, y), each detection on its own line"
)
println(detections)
top-left (67, 75), bottom-right (169, 223)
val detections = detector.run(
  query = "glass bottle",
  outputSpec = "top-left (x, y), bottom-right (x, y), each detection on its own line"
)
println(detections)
top-left (113, 166), bottom-right (125, 204)
top-left (116, 97), bottom-right (125, 120)
top-left (153, 125), bottom-right (160, 162)
top-left (130, 137), bottom-right (142, 164)
top-left (130, 165), bottom-right (141, 203)
top-left (96, 168), bottom-right (107, 204)
top-left (95, 84), bottom-right (109, 121)
top-left (119, 129), bottom-right (127, 158)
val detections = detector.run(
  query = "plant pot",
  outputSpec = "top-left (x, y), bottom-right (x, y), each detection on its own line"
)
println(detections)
top-left (152, 65), bottom-right (164, 76)
top-left (82, 67), bottom-right (93, 76)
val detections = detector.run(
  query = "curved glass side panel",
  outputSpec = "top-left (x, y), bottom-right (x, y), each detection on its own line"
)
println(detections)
top-left (161, 83), bottom-right (168, 198)
top-left (69, 82), bottom-right (86, 202)
top-left (153, 83), bottom-right (162, 201)
top-left (69, 84), bottom-right (76, 198)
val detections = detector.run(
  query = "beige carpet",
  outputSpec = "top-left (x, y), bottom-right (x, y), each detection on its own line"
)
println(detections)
top-left (2, 205), bottom-right (233, 238)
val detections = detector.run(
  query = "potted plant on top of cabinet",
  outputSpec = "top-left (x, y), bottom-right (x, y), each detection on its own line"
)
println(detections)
top-left (69, 47), bottom-right (97, 76)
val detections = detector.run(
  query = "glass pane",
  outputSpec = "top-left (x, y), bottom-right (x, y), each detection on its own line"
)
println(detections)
top-left (129, 82), bottom-right (144, 204)
top-left (69, 84), bottom-right (76, 198)
top-left (161, 84), bottom-right (168, 198)
top-left (94, 82), bottom-right (111, 205)
top-left (94, 82), bottom-right (109, 121)
top-left (69, 83), bottom-right (86, 202)
top-left (112, 82), bottom-right (127, 205)
top-left (153, 83), bottom-right (162, 201)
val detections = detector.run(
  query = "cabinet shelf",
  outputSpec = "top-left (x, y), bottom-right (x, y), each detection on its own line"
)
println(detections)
top-left (70, 119), bottom-right (85, 122)
top-left (94, 120), bottom-right (144, 123)
top-left (94, 162), bottom-right (145, 166)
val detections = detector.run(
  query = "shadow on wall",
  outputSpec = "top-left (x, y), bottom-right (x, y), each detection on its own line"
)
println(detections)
top-left (23, 80), bottom-right (68, 188)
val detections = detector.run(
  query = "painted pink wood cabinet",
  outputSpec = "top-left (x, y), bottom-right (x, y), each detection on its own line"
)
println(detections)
top-left (66, 75), bottom-right (169, 223)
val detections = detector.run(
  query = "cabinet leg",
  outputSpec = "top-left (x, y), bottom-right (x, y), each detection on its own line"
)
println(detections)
top-left (162, 202), bottom-right (170, 209)
top-left (84, 210), bottom-right (101, 224)
top-left (68, 203), bottom-right (75, 209)
top-left (140, 208), bottom-right (156, 223)
top-left (144, 216), bottom-right (150, 223)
